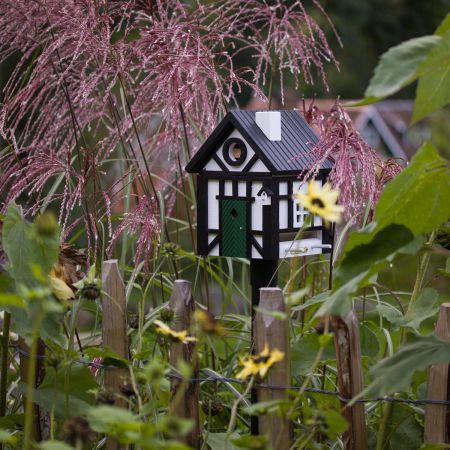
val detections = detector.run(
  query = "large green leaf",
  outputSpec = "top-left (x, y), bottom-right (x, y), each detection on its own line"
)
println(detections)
top-left (2, 204), bottom-right (59, 288)
top-left (30, 365), bottom-right (97, 419)
top-left (413, 29), bottom-right (450, 123)
top-left (318, 224), bottom-right (419, 316)
top-left (362, 35), bottom-right (440, 103)
top-left (363, 334), bottom-right (450, 397)
top-left (375, 142), bottom-right (450, 233)
top-left (343, 141), bottom-right (450, 256)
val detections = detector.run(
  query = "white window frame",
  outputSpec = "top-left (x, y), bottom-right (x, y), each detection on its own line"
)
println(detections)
top-left (293, 200), bottom-right (309, 227)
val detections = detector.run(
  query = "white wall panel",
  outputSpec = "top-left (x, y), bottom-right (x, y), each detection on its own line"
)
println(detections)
top-left (251, 182), bottom-right (263, 231)
top-left (224, 180), bottom-right (232, 196)
top-left (279, 199), bottom-right (288, 229)
top-left (207, 180), bottom-right (219, 229)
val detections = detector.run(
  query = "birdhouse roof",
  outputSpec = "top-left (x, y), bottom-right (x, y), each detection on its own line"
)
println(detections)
top-left (185, 110), bottom-right (333, 174)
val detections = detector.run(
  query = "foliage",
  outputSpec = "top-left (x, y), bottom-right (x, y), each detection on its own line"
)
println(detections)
top-left (0, 2), bottom-right (449, 450)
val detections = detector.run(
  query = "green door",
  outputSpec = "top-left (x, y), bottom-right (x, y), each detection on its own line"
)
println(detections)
top-left (221, 199), bottom-right (247, 257)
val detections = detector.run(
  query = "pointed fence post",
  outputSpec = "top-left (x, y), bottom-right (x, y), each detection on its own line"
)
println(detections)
top-left (254, 287), bottom-right (291, 449)
top-left (425, 303), bottom-right (450, 443)
top-left (102, 260), bottom-right (129, 450)
top-left (332, 312), bottom-right (368, 450)
top-left (168, 280), bottom-right (200, 449)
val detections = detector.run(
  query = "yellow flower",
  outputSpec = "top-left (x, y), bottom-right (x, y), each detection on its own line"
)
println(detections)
top-left (236, 344), bottom-right (285, 380)
top-left (294, 181), bottom-right (344, 224)
top-left (49, 266), bottom-right (75, 301)
top-left (153, 320), bottom-right (197, 344)
top-left (194, 309), bottom-right (226, 336)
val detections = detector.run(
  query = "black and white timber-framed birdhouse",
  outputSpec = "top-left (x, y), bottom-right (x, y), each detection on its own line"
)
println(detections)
top-left (185, 110), bottom-right (334, 260)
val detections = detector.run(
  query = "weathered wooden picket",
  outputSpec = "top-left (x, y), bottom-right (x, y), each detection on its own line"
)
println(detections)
top-left (14, 263), bottom-right (450, 449)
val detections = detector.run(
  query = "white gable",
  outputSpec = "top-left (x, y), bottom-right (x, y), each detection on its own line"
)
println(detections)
top-left (203, 129), bottom-right (269, 173)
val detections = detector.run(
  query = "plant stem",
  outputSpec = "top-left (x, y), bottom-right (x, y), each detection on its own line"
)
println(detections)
top-left (375, 402), bottom-right (392, 450)
top-left (23, 309), bottom-right (44, 450)
top-left (407, 232), bottom-right (435, 315)
top-left (0, 312), bottom-right (11, 417)
top-left (226, 377), bottom-right (255, 436)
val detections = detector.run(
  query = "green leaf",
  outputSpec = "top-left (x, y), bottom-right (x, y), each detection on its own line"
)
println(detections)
top-left (231, 435), bottom-right (268, 449)
top-left (0, 293), bottom-right (26, 309)
top-left (291, 333), bottom-right (335, 375)
top-left (0, 430), bottom-right (17, 445)
top-left (323, 410), bottom-right (348, 439)
top-left (376, 304), bottom-right (404, 328)
top-left (435, 13), bottom-right (450, 36)
top-left (344, 141), bottom-right (450, 257)
top-left (363, 334), bottom-right (450, 397)
top-left (403, 288), bottom-right (440, 329)
top-left (318, 224), bottom-right (417, 316)
top-left (363, 35), bottom-right (440, 101)
top-left (244, 399), bottom-right (291, 416)
top-left (84, 347), bottom-right (129, 368)
top-left (2, 204), bottom-right (59, 288)
top-left (376, 142), bottom-right (450, 234)
top-left (375, 403), bottom-right (423, 450)
top-left (205, 433), bottom-right (240, 450)
top-left (377, 289), bottom-right (439, 331)
top-left (413, 30), bottom-right (450, 123)
top-left (360, 324), bottom-right (380, 358)
top-left (30, 365), bottom-right (97, 418)
top-left (86, 406), bottom-right (157, 445)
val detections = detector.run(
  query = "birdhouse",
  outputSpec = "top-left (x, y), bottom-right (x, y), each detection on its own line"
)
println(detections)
top-left (185, 110), bottom-right (334, 260)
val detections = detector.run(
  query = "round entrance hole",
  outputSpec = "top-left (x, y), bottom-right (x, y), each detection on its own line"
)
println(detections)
top-left (222, 138), bottom-right (247, 166)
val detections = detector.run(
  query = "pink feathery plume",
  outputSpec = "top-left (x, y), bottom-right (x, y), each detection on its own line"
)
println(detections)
top-left (300, 101), bottom-right (403, 222)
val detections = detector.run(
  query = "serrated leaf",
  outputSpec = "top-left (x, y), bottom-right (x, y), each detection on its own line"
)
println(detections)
top-left (363, 35), bottom-right (440, 101)
top-left (413, 30), bottom-right (450, 123)
top-left (363, 334), bottom-right (450, 397)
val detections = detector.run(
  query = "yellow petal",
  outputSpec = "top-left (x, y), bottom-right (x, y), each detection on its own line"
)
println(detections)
top-left (49, 275), bottom-right (75, 301)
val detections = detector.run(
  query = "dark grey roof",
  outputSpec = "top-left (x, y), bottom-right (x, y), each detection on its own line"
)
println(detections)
top-left (185, 109), bottom-right (333, 174)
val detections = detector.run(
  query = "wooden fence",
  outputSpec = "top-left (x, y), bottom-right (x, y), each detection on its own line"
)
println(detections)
top-left (13, 264), bottom-right (450, 450)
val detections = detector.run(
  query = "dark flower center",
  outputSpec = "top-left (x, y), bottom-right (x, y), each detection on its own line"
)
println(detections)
top-left (311, 197), bottom-right (325, 209)
top-left (253, 355), bottom-right (270, 364)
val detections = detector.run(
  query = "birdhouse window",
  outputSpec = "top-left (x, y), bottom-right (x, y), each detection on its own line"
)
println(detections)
top-left (222, 138), bottom-right (247, 166)
top-left (293, 201), bottom-right (309, 227)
